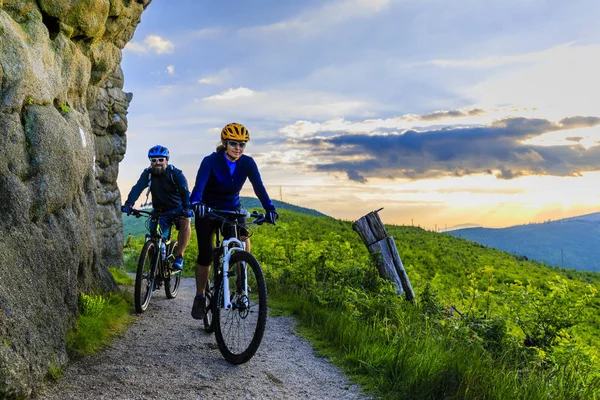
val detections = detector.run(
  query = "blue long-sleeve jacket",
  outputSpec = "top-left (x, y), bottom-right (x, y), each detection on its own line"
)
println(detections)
top-left (125, 165), bottom-right (191, 212)
top-left (190, 151), bottom-right (275, 211)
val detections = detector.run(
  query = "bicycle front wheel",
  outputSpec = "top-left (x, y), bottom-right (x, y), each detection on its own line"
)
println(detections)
top-left (165, 240), bottom-right (181, 299)
top-left (214, 251), bottom-right (267, 364)
top-left (135, 240), bottom-right (158, 313)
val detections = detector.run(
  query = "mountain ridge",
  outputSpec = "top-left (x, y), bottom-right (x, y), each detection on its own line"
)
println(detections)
top-left (448, 211), bottom-right (600, 271)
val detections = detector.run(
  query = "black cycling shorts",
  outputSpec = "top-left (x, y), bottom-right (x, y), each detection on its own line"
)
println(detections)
top-left (195, 216), bottom-right (247, 266)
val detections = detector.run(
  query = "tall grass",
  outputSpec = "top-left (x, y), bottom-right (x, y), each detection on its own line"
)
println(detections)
top-left (270, 289), bottom-right (600, 400)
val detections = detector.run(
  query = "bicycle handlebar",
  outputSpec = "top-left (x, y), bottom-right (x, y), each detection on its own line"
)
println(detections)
top-left (209, 208), bottom-right (268, 225)
top-left (128, 208), bottom-right (188, 219)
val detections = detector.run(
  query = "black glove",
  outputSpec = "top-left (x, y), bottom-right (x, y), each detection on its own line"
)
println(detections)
top-left (267, 210), bottom-right (279, 225)
top-left (121, 203), bottom-right (133, 216)
top-left (192, 202), bottom-right (211, 219)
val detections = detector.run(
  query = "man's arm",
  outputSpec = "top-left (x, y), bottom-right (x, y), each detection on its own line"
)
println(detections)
top-left (124, 169), bottom-right (151, 205)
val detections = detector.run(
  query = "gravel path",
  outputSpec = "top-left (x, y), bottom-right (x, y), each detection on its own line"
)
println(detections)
top-left (39, 278), bottom-right (371, 400)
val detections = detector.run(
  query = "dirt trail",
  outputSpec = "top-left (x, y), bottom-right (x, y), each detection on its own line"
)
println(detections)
top-left (39, 278), bottom-right (370, 400)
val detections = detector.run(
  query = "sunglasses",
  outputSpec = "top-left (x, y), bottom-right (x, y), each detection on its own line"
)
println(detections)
top-left (228, 141), bottom-right (247, 149)
top-left (150, 158), bottom-right (166, 163)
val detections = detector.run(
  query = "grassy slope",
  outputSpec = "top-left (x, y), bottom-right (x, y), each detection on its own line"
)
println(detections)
top-left (122, 207), bottom-right (600, 398)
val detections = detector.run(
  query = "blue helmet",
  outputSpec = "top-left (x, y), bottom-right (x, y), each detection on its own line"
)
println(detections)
top-left (148, 145), bottom-right (169, 160)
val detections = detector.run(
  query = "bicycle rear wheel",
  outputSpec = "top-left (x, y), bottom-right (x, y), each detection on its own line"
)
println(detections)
top-left (165, 240), bottom-right (181, 299)
top-left (135, 241), bottom-right (158, 313)
top-left (203, 280), bottom-right (215, 333)
top-left (214, 251), bottom-right (267, 364)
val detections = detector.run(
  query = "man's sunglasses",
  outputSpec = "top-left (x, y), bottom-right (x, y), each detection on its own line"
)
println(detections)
top-left (150, 158), bottom-right (166, 163)
top-left (228, 141), bottom-right (247, 149)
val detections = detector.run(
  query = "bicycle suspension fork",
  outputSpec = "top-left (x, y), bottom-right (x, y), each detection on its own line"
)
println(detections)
top-left (221, 237), bottom-right (247, 310)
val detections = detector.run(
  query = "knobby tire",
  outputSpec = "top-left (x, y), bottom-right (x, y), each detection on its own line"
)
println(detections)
top-left (203, 280), bottom-right (215, 333)
top-left (214, 250), bottom-right (267, 365)
top-left (135, 240), bottom-right (157, 313)
top-left (165, 240), bottom-right (181, 299)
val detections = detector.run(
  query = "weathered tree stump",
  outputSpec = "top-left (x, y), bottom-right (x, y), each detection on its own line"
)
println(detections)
top-left (353, 209), bottom-right (415, 301)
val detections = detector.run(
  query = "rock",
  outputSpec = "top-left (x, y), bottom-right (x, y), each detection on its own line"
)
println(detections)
top-left (0, 0), bottom-right (152, 397)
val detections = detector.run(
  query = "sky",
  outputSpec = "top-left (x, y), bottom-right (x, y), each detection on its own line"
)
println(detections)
top-left (118, 0), bottom-right (600, 230)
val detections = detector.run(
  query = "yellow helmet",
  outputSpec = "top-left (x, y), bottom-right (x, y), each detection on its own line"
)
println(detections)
top-left (221, 123), bottom-right (250, 142)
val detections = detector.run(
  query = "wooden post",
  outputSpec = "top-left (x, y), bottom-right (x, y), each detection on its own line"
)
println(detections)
top-left (353, 209), bottom-right (415, 301)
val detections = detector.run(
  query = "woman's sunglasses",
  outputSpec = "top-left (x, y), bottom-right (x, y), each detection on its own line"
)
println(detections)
top-left (150, 158), bottom-right (166, 163)
top-left (228, 141), bottom-right (247, 149)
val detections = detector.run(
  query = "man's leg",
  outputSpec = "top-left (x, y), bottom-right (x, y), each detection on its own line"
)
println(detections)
top-left (177, 217), bottom-right (191, 256)
top-left (171, 217), bottom-right (191, 270)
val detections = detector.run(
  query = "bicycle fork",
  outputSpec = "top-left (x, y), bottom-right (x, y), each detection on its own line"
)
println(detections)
top-left (221, 239), bottom-right (248, 310)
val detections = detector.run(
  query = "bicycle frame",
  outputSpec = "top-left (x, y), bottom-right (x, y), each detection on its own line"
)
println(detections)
top-left (146, 220), bottom-right (171, 280)
top-left (130, 208), bottom-right (185, 313)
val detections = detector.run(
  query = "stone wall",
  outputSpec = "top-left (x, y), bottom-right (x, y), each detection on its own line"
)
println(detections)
top-left (0, 0), bottom-right (151, 397)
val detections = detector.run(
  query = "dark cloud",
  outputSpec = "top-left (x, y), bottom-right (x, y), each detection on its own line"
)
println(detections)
top-left (419, 108), bottom-right (486, 121)
top-left (346, 170), bottom-right (367, 183)
top-left (304, 116), bottom-right (600, 180)
top-left (559, 116), bottom-right (600, 129)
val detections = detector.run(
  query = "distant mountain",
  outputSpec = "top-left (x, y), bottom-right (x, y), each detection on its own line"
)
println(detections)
top-left (448, 212), bottom-right (600, 272)
top-left (122, 197), bottom-right (327, 238)
top-left (442, 223), bottom-right (482, 232)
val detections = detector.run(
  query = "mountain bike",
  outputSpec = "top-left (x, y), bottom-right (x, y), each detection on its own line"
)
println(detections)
top-left (202, 208), bottom-right (269, 365)
top-left (129, 208), bottom-right (183, 313)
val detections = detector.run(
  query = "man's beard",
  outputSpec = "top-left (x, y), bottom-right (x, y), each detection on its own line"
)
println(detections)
top-left (151, 166), bottom-right (166, 176)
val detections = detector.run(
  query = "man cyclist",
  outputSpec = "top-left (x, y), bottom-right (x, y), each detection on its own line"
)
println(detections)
top-left (121, 145), bottom-right (193, 271)
top-left (189, 123), bottom-right (278, 319)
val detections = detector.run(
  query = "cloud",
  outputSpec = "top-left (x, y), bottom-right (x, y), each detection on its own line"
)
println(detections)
top-left (194, 89), bottom-right (370, 121)
top-left (420, 109), bottom-right (486, 121)
top-left (166, 65), bottom-right (175, 75)
top-left (204, 87), bottom-right (256, 101)
top-left (197, 69), bottom-right (232, 85)
top-left (278, 108), bottom-right (494, 138)
top-left (124, 35), bottom-right (175, 54)
top-left (245, 0), bottom-right (392, 36)
top-left (292, 116), bottom-right (600, 181)
top-left (198, 77), bottom-right (217, 84)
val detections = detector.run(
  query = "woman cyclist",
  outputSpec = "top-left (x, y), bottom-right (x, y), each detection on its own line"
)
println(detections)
top-left (190, 123), bottom-right (278, 320)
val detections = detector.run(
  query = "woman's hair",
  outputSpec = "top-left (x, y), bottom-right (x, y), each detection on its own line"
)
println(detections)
top-left (216, 141), bottom-right (226, 152)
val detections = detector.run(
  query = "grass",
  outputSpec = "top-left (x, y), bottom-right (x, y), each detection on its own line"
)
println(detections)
top-left (269, 289), bottom-right (600, 400)
top-left (66, 268), bottom-right (134, 358)
top-left (108, 266), bottom-right (134, 285)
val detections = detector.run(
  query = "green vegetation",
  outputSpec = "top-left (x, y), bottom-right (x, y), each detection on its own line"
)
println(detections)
top-left (59, 102), bottom-right (72, 113)
top-left (108, 266), bottom-right (134, 285)
top-left (66, 269), bottom-right (134, 358)
top-left (45, 363), bottom-right (62, 382)
top-left (122, 208), bottom-right (600, 399)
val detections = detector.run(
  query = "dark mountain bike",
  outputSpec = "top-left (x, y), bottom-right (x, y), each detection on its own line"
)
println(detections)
top-left (129, 208), bottom-right (183, 313)
top-left (202, 208), bottom-right (269, 365)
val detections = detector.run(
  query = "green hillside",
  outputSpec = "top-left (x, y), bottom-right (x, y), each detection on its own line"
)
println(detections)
top-left (124, 208), bottom-right (600, 399)
top-left (448, 212), bottom-right (600, 272)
